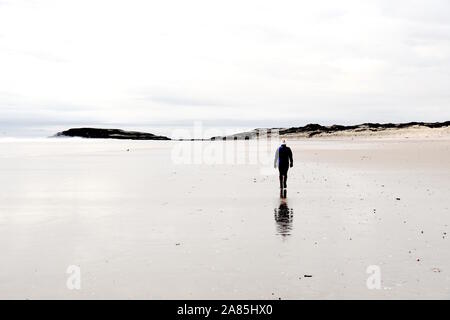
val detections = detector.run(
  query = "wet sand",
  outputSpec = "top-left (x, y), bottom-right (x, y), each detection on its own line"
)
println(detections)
top-left (0, 137), bottom-right (449, 299)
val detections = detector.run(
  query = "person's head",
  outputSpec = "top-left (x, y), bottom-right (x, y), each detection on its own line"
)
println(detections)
top-left (281, 139), bottom-right (286, 146)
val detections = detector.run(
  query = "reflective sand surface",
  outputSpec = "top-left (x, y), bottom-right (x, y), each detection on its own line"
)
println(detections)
top-left (1, 138), bottom-right (449, 299)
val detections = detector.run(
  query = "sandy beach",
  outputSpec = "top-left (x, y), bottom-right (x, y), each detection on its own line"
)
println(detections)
top-left (1, 135), bottom-right (449, 299)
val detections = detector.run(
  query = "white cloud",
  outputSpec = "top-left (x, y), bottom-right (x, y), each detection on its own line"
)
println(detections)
top-left (0, 0), bottom-right (449, 136)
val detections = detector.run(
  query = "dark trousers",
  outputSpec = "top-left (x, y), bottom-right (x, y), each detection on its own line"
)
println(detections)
top-left (279, 166), bottom-right (288, 188)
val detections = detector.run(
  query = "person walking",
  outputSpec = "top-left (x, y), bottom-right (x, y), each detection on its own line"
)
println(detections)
top-left (274, 139), bottom-right (293, 189)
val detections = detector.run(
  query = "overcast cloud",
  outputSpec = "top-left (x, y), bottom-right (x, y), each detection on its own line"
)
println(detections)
top-left (1, 0), bottom-right (449, 136)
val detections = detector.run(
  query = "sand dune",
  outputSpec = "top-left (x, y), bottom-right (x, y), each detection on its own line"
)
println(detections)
top-left (211, 121), bottom-right (450, 141)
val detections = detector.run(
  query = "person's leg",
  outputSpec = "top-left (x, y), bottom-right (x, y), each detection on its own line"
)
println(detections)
top-left (284, 168), bottom-right (288, 188)
top-left (279, 170), bottom-right (283, 188)
top-left (279, 167), bottom-right (287, 189)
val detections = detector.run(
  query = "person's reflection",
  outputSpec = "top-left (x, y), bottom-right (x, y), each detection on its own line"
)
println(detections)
top-left (274, 189), bottom-right (294, 238)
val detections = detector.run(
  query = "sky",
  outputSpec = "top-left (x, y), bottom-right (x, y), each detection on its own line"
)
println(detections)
top-left (1, 0), bottom-right (450, 137)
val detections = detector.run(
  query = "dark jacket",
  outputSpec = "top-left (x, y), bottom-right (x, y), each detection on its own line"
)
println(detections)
top-left (274, 144), bottom-right (293, 169)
